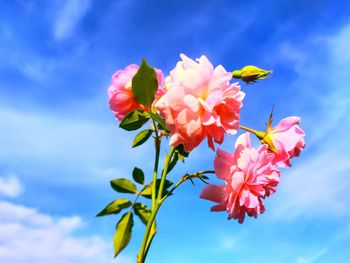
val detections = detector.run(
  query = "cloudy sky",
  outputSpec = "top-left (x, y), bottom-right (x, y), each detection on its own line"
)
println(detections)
top-left (1, 0), bottom-right (350, 262)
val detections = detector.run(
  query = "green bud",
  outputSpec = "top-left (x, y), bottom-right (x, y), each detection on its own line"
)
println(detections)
top-left (232, 65), bottom-right (272, 84)
top-left (261, 107), bottom-right (279, 154)
top-left (261, 134), bottom-right (279, 154)
top-left (239, 107), bottom-right (279, 153)
top-left (232, 70), bottom-right (242, 79)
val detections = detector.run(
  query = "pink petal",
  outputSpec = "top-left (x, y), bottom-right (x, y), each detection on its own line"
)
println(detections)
top-left (214, 148), bottom-right (235, 180)
top-left (273, 116), bottom-right (301, 133)
top-left (234, 132), bottom-right (251, 149)
top-left (200, 184), bottom-right (225, 203)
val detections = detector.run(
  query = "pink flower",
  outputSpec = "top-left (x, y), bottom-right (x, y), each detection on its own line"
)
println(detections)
top-left (155, 54), bottom-right (245, 153)
top-left (263, 116), bottom-right (305, 167)
top-left (108, 64), bottom-right (165, 121)
top-left (200, 133), bottom-right (280, 223)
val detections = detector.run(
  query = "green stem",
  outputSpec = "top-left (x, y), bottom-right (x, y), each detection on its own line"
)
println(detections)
top-left (137, 146), bottom-right (175, 263)
top-left (138, 120), bottom-right (161, 262)
top-left (157, 146), bottom-right (176, 202)
top-left (195, 170), bottom-right (216, 175)
top-left (161, 170), bottom-right (215, 202)
top-left (143, 169), bottom-right (215, 260)
top-left (151, 119), bottom-right (160, 209)
top-left (138, 150), bottom-right (214, 262)
top-left (141, 147), bottom-right (176, 261)
top-left (131, 188), bottom-right (143, 207)
top-left (137, 205), bottom-right (160, 263)
top-left (239, 125), bottom-right (265, 139)
top-left (143, 221), bottom-right (157, 261)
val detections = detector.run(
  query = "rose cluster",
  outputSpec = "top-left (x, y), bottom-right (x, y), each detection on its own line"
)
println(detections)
top-left (200, 117), bottom-right (305, 223)
top-left (108, 54), bottom-right (305, 223)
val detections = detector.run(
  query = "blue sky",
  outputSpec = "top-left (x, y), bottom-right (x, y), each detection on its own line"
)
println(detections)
top-left (1, 0), bottom-right (350, 262)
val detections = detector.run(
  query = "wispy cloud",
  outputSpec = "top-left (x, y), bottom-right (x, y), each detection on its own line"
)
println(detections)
top-left (0, 101), bottom-right (151, 185)
top-left (328, 23), bottom-right (350, 65)
top-left (53, 0), bottom-right (91, 40)
top-left (0, 176), bottom-right (133, 263)
top-left (272, 151), bottom-right (350, 220)
top-left (0, 199), bottom-right (135, 263)
top-left (269, 22), bottom-right (350, 221)
top-left (295, 248), bottom-right (328, 263)
top-left (217, 235), bottom-right (240, 252)
top-left (0, 23), bottom-right (55, 82)
top-left (0, 174), bottom-right (22, 198)
top-left (0, 176), bottom-right (134, 263)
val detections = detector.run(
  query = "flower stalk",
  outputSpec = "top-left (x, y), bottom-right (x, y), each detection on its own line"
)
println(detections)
top-left (157, 146), bottom-right (176, 202)
top-left (137, 139), bottom-right (214, 262)
top-left (239, 125), bottom-right (265, 139)
top-left (137, 145), bottom-right (175, 263)
top-left (151, 119), bottom-right (161, 208)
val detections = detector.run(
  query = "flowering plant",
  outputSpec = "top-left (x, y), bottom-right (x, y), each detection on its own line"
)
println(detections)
top-left (98, 54), bottom-right (305, 262)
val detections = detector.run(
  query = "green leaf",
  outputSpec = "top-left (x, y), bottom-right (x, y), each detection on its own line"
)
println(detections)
top-left (149, 112), bottom-right (169, 132)
top-left (132, 167), bottom-right (144, 185)
top-left (140, 179), bottom-right (173, 199)
top-left (167, 153), bottom-right (178, 174)
top-left (133, 203), bottom-right (151, 225)
top-left (110, 178), bottom-right (137, 194)
top-left (175, 144), bottom-right (189, 162)
top-left (183, 173), bottom-right (210, 185)
top-left (160, 179), bottom-right (173, 189)
top-left (132, 129), bottom-right (153, 148)
top-left (165, 145), bottom-right (190, 174)
top-left (113, 212), bottom-right (134, 258)
top-left (96, 198), bottom-right (132, 217)
top-left (156, 179), bottom-right (173, 190)
top-left (193, 175), bottom-right (209, 184)
top-left (119, 110), bottom-right (150, 131)
top-left (139, 186), bottom-right (151, 198)
top-left (132, 59), bottom-right (158, 107)
top-left (267, 105), bottom-right (274, 129)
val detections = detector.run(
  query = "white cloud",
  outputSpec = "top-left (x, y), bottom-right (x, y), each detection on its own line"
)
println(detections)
top-left (217, 236), bottom-right (239, 251)
top-left (53, 0), bottom-right (91, 40)
top-left (295, 248), bottom-right (328, 263)
top-left (272, 151), bottom-right (350, 220)
top-left (269, 22), bottom-right (350, 221)
top-left (277, 42), bottom-right (308, 74)
top-left (0, 103), bottom-right (149, 184)
top-left (328, 24), bottom-right (350, 64)
top-left (0, 174), bottom-right (22, 198)
top-left (333, 221), bottom-right (350, 242)
top-left (0, 24), bottom-right (57, 82)
top-left (0, 200), bottom-right (133, 263)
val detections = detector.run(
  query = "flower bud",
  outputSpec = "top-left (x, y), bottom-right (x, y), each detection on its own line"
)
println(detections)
top-left (261, 114), bottom-right (305, 167)
top-left (232, 65), bottom-right (272, 84)
top-left (239, 110), bottom-right (305, 167)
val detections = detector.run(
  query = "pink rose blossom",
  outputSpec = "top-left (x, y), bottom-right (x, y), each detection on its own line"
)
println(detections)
top-left (155, 54), bottom-right (245, 153)
top-left (200, 133), bottom-right (280, 223)
top-left (264, 116), bottom-right (305, 167)
top-left (108, 64), bottom-right (165, 121)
